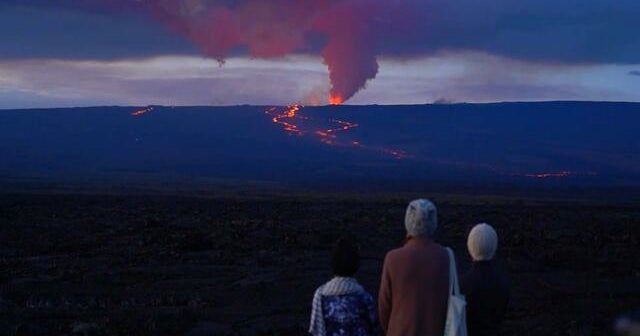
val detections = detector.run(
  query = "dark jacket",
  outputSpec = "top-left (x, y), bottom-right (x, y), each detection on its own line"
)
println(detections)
top-left (461, 261), bottom-right (510, 336)
top-left (322, 291), bottom-right (377, 336)
top-left (378, 237), bottom-right (449, 336)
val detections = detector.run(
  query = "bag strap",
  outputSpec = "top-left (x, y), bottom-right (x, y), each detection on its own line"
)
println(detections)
top-left (446, 247), bottom-right (461, 296)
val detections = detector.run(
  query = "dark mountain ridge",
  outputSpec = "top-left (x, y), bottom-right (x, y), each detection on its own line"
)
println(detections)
top-left (1, 101), bottom-right (638, 193)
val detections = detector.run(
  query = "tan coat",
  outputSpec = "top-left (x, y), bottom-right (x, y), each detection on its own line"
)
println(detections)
top-left (378, 236), bottom-right (449, 336)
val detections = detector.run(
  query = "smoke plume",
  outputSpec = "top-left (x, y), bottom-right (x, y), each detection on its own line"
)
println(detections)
top-left (140, 0), bottom-right (390, 104)
top-left (38, 0), bottom-right (636, 104)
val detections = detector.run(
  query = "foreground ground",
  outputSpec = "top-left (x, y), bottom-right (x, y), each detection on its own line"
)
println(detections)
top-left (0, 192), bottom-right (638, 335)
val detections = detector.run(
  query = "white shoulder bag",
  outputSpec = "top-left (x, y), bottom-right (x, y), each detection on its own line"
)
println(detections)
top-left (444, 247), bottom-right (468, 336)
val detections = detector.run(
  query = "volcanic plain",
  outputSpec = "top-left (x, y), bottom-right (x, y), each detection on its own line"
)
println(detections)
top-left (0, 191), bottom-right (638, 335)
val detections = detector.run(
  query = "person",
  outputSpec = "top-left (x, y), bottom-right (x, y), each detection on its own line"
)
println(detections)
top-left (461, 223), bottom-right (510, 336)
top-left (378, 199), bottom-right (450, 336)
top-left (309, 236), bottom-right (377, 336)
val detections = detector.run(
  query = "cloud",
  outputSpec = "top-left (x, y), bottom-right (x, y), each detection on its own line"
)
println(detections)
top-left (402, 0), bottom-right (640, 64)
top-left (1, 53), bottom-right (638, 109)
top-left (349, 52), bottom-right (640, 104)
top-left (2, 1), bottom-right (639, 103)
top-left (630, 70), bottom-right (640, 76)
top-left (5, 0), bottom-right (638, 63)
top-left (0, 56), bottom-right (329, 108)
top-left (0, 5), bottom-right (196, 60)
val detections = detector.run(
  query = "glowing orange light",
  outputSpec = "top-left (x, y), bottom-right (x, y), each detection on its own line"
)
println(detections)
top-left (264, 103), bottom-right (408, 160)
top-left (265, 104), bottom-right (304, 135)
top-left (131, 106), bottom-right (155, 116)
top-left (314, 119), bottom-right (358, 144)
top-left (329, 95), bottom-right (344, 105)
top-left (376, 147), bottom-right (408, 160)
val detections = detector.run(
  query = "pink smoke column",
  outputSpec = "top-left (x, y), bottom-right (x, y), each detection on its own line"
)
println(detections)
top-left (313, 1), bottom-right (382, 104)
top-left (142, 0), bottom-right (391, 103)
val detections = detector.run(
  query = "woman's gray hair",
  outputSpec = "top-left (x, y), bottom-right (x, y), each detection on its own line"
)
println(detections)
top-left (404, 199), bottom-right (438, 237)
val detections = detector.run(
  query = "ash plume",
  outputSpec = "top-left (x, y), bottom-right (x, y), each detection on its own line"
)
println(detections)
top-left (140, 0), bottom-right (393, 104)
top-left (25, 0), bottom-right (637, 103)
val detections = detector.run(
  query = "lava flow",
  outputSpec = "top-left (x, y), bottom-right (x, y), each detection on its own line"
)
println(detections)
top-left (315, 119), bottom-right (359, 145)
top-left (265, 104), bottom-right (407, 159)
top-left (509, 170), bottom-right (598, 179)
top-left (376, 147), bottom-right (408, 160)
top-left (522, 171), bottom-right (597, 179)
top-left (265, 104), bottom-right (305, 135)
top-left (131, 106), bottom-right (155, 116)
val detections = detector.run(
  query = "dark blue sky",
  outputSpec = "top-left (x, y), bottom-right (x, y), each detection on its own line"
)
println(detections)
top-left (0, 0), bottom-right (639, 107)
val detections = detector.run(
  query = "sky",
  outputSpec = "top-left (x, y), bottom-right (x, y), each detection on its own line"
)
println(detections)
top-left (0, 0), bottom-right (639, 108)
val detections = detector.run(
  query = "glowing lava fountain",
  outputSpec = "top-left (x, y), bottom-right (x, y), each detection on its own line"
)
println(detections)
top-left (329, 95), bottom-right (344, 105)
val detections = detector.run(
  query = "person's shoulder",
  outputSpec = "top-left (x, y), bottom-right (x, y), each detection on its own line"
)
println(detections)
top-left (384, 246), bottom-right (404, 258)
top-left (383, 245), bottom-right (408, 264)
top-left (432, 243), bottom-right (451, 259)
top-left (313, 283), bottom-right (326, 297)
top-left (357, 289), bottom-right (374, 304)
top-left (484, 261), bottom-right (510, 284)
top-left (460, 268), bottom-right (475, 291)
top-left (433, 242), bottom-right (448, 251)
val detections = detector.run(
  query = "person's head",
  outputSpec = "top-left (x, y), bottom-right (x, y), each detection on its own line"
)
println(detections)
top-left (404, 199), bottom-right (438, 238)
top-left (467, 223), bottom-right (499, 261)
top-left (331, 235), bottom-right (360, 277)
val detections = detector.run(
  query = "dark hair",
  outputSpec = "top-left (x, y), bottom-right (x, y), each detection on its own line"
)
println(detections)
top-left (331, 236), bottom-right (360, 277)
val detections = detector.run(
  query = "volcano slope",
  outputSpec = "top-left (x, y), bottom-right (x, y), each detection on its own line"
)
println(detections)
top-left (0, 191), bottom-right (638, 335)
top-left (1, 101), bottom-right (639, 189)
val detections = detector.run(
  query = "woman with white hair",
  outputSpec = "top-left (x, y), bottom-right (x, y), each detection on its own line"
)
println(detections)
top-left (461, 223), bottom-right (510, 336)
top-left (378, 199), bottom-right (450, 336)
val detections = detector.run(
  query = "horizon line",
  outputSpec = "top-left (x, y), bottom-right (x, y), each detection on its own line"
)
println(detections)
top-left (2, 99), bottom-right (640, 111)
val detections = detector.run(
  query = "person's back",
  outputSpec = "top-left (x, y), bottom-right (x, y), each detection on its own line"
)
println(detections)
top-left (318, 280), bottom-right (376, 335)
top-left (379, 237), bottom-right (449, 335)
top-left (461, 223), bottom-right (510, 336)
top-left (309, 236), bottom-right (377, 336)
top-left (378, 199), bottom-right (450, 336)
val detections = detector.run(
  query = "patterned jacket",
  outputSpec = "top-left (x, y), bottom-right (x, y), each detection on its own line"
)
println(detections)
top-left (309, 277), bottom-right (377, 336)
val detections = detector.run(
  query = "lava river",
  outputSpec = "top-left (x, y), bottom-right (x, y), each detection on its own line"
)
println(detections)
top-left (131, 106), bottom-right (155, 116)
top-left (265, 104), bottom-right (407, 159)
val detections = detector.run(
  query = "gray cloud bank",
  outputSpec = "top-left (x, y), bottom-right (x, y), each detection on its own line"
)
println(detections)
top-left (2, 54), bottom-right (638, 109)
top-left (1, 0), bottom-right (639, 64)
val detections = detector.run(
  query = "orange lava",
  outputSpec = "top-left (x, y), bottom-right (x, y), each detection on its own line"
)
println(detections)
top-left (131, 106), bottom-right (155, 116)
top-left (315, 119), bottom-right (359, 145)
top-left (377, 148), bottom-right (409, 160)
top-left (265, 104), bottom-right (305, 135)
top-left (265, 104), bottom-right (408, 160)
top-left (329, 95), bottom-right (344, 105)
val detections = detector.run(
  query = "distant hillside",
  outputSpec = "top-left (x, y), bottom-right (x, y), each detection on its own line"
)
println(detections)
top-left (1, 102), bottom-right (639, 191)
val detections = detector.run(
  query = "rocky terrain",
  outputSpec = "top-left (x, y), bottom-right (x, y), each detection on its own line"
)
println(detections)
top-left (0, 192), bottom-right (638, 335)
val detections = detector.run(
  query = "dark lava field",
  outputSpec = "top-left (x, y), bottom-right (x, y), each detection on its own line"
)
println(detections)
top-left (0, 192), bottom-right (638, 335)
